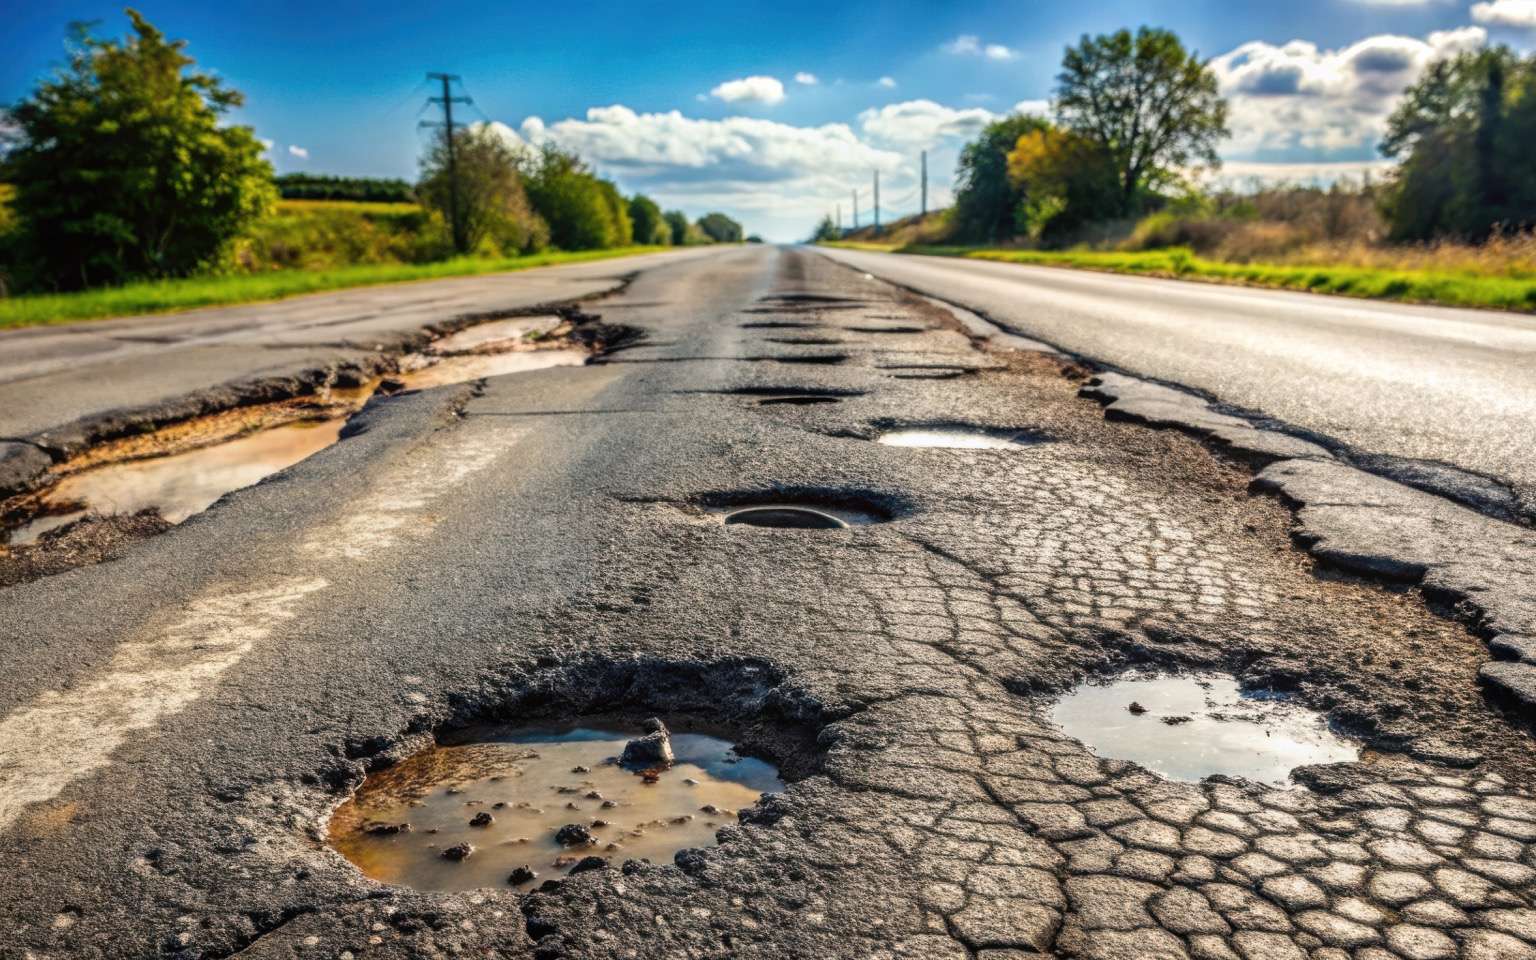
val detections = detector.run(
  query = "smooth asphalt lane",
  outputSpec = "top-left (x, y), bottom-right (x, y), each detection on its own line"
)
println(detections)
top-left (817, 246), bottom-right (1536, 518)
top-left (4, 246), bottom-right (1536, 958)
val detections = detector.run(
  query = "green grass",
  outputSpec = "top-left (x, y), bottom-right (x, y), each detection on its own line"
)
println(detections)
top-left (821, 241), bottom-right (1536, 313)
top-left (0, 246), bottom-right (673, 329)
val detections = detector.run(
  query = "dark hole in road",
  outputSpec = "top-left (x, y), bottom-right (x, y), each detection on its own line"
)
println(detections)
top-left (329, 723), bottom-right (783, 892)
top-left (843, 325), bottom-right (926, 335)
top-left (876, 424), bottom-right (1052, 449)
top-left (764, 337), bottom-right (843, 346)
top-left (739, 320), bottom-right (821, 329)
top-left (757, 294), bottom-right (862, 304)
top-left (1048, 670), bottom-right (1360, 787)
top-left (724, 506), bottom-right (848, 529)
top-left (766, 354), bottom-right (848, 366)
top-left (882, 365), bottom-right (976, 380)
top-left (758, 396), bottom-right (842, 406)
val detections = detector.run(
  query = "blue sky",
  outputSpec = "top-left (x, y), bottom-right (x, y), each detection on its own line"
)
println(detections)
top-left (5, 1), bottom-right (1536, 239)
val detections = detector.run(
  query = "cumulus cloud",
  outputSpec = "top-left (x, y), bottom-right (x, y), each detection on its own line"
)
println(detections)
top-left (708, 76), bottom-right (786, 106)
top-left (1207, 159), bottom-right (1396, 187)
top-left (794, 72), bottom-right (819, 85)
top-left (858, 99), bottom-right (998, 149)
top-left (943, 35), bottom-right (1017, 60)
top-left (877, 76), bottom-right (897, 88)
top-left (1210, 27), bottom-right (1485, 156)
top-left (1472, 0), bottom-right (1536, 27)
top-left (1013, 99), bottom-right (1050, 117)
top-left (287, 144), bottom-right (309, 160)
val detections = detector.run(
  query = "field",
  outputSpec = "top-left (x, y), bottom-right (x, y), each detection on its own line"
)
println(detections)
top-left (0, 247), bottom-right (671, 329)
top-left (822, 241), bottom-right (1536, 313)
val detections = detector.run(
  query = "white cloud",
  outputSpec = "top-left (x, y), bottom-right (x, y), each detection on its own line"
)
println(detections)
top-left (1472, 0), bottom-right (1536, 27)
top-left (943, 34), bottom-right (1017, 60)
top-left (859, 100), bottom-right (999, 149)
top-left (794, 72), bottom-right (819, 85)
top-left (287, 145), bottom-right (309, 160)
top-left (1013, 99), bottom-right (1050, 117)
top-left (709, 76), bottom-right (786, 106)
top-left (1206, 159), bottom-right (1397, 187)
top-left (258, 138), bottom-right (273, 153)
top-left (1210, 27), bottom-right (1485, 156)
top-left (878, 76), bottom-right (897, 88)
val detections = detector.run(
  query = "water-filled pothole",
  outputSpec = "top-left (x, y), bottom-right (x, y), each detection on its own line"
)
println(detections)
top-left (758, 396), bottom-right (841, 406)
top-left (877, 426), bottom-right (1049, 450)
top-left (1048, 671), bottom-right (1360, 786)
top-left (328, 722), bottom-right (782, 891)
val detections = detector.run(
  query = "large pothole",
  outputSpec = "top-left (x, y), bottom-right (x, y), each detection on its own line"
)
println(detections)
top-left (328, 721), bottom-right (783, 892)
top-left (876, 425), bottom-right (1051, 450)
top-left (1047, 670), bottom-right (1361, 787)
top-left (703, 490), bottom-right (898, 529)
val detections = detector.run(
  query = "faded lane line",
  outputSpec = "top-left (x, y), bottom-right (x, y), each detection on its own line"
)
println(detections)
top-left (0, 426), bottom-right (529, 831)
top-left (0, 579), bottom-right (327, 830)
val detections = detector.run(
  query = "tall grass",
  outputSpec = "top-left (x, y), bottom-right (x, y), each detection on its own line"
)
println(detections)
top-left (0, 247), bottom-right (671, 329)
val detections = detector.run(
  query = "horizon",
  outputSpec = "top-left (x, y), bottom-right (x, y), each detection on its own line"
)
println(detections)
top-left (5, 1), bottom-right (1535, 240)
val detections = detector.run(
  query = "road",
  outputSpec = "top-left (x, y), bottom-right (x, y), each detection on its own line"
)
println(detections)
top-left (818, 247), bottom-right (1536, 520)
top-left (3, 245), bottom-right (1534, 959)
top-left (0, 248), bottom-right (714, 491)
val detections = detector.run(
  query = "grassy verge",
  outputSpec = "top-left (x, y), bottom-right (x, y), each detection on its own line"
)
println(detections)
top-left (0, 246), bottom-right (671, 329)
top-left (821, 241), bottom-right (1536, 313)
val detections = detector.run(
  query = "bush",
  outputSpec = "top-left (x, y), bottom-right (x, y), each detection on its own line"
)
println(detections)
top-left (697, 212), bottom-right (743, 243)
top-left (418, 126), bottom-right (547, 256)
top-left (523, 146), bottom-right (621, 250)
top-left (275, 174), bottom-right (414, 203)
top-left (629, 195), bottom-right (671, 245)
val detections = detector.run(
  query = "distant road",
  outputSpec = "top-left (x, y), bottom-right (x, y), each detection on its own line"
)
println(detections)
top-left (0, 248), bottom-right (716, 444)
top-left (818, 246), bottom-right (1536, 518)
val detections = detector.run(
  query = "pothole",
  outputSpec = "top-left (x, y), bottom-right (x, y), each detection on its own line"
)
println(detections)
top-left (876, 425), bottom-right (1050, 450)
top-left (758, 396), bottom-right (842, 406)
top-left (843, 325), bottom-right (926, 335)
top-left (328, 720), bottom-right (782, 892)
top-left (1047, 670), bottom-right (1361, 787)
top-left (763, 337), bottom-right (843, 346)
top-left (706, 492), bottom-right (896, 528)
top-left (764, 354), bottom-right (848, 366)
top-left (880, 364), bottom-right (977, 380)
top-left (392, 348), bottom-right (587, 391)
top-left (724, 506), bottom-right (849, 529)
top-left (427, 316), bottom-right (563, 354)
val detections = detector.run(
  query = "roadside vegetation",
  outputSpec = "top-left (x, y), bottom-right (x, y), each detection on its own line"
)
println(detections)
top-left (816, 27), bottom-right (1536, 312)
top-left (0, 10), bottom-right (742, 325)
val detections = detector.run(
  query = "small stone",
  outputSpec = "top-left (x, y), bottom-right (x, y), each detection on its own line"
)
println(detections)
top-left (508, 866), bottom-right (538, 885)
top-left (620, 718), bottom-right (675, 768)
top-left (571, 765), bottom-right (590, 774)
top-left (441, 843), bottom-right (473, 861)
top-left (555, 824), bottom-right (595, 847)
top-left (568, 856), bottom-right (608, 874)
top-left (469, 812), bottom-right (493, 828)
top-left (1127, 701), bottom-right (1148, 715)
top-left (1161, 715), bottom-right (1192, 725)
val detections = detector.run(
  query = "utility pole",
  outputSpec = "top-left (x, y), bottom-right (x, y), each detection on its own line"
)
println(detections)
top-left (873, 170), bottom-right (880, 233)
top-left (836, 203), bottom-right (842, 232)
top-left (852, 190), bottom-right (859, 230)
top-left (424, 72), bottom-right (473, 254)
top-left (921, 150), bottom-right (928, 217)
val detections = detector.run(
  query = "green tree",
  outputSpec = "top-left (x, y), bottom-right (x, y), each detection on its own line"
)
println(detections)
top-left (2, 10), bottom-right (275, 290)
top-left (663, 210), bottom-right (697, 245)
top-left (1380, 48), bottom-right (1536, 241)
top-left (628, 194), bottom-right (671, 245)
top-left (418, 125), bottom-right (547, 256)
top-left (809, 214), bottom-right (840, 242)
top-left (696, 211), bottom-right (743, 243)
top-left (1055, 27), bottom-right (1228, 214)
top-left (522, 145), bottom-right (618, 250)
top-left (1005, 126), bottom-right (1119, 241)
top-left (596, 179), bottom-right (633, 246)
top-left (951, 114), bottom-right (1050, 243)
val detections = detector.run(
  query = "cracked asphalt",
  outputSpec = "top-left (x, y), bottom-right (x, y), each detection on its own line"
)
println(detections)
top-left (3, 246), bottom-right (1535, 960)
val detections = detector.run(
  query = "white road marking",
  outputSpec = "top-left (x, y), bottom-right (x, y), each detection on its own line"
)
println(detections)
top-left (0, 427), bottom-right (528, 831)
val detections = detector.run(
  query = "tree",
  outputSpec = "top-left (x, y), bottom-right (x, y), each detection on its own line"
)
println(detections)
top-left (2, 10), bottom-right (274, 290)
top-left (809, 214), bottom-right (840, 242)
top-left (950, 114), bottom-right (1050, 243)
top-left (1005, 126), bottom-right (1119, 240)
top-left (522, 145), bottom-right (619, 250)
top-left (1380, 48), bottom-right (1536, 241)
top-left (697, 211), bottom-right (743, 243)
top-left (596, 179), bottom-right (633, 246)
top-left (1055, 27), bottom-right (1228, 214)
top-left (418, 125), bottom-right (546, 256)
top-left (663, 210), bottom-right (699, 245)
top-left (629, 194), bottom-right (670, 245)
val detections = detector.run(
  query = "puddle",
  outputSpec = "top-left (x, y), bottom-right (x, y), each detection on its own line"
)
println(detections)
top-left (1047, 671), bottom-right (1360, 786)
top-left (718, 499), bottom-right (889, 528)
top-left (328, 725), bottom-right (782, 892)
top-left (843, 325), bottom-right (926, 335)
top-left (7, 418), bottom-right (347, 545)
top-left (758, 396), bottom-right (842, 406)
top-left (428, 316), bottom-right (562, 354)
top-left (764, 337), bottom-right (843, 346)
top-left (877, 427), bottom-right (1048, 450)
top-left (395, 349), bottom-right (587, 391)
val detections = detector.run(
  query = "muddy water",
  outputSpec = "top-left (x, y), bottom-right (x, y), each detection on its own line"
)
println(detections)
top-left (329, 726), bottom-right (783, 892)
top-left (877, 427), bottom-right (1045, 449)
top-left (427, 316), bottom-right (562, 353)
top-left (1048, 672), bottom-right (1359, 786)
top-left (8, 418), bottom-right (348, 545)
top-left (396, 348), bottom-right (587, 391)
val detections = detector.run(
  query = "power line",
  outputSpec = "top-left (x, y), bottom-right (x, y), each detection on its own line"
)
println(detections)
top-left (421, 72), bottom-right (474, 254)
